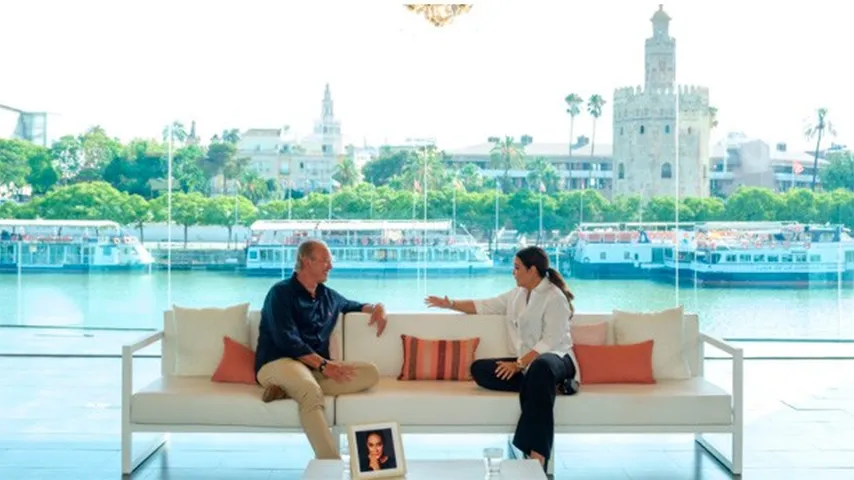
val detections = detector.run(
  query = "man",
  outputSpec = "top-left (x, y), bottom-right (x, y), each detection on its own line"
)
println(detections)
top-left (254, 239), bottom-right (386, 460)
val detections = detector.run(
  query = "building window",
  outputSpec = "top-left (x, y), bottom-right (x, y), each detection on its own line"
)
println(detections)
top-left (665, 125), bottom-right (671, 134)
top-left (688, 127), bottom-right (693, 135)
top-left (640, 125), bottom-right (645, 134)
top-left (661, 162), bottom-right (672, 179)
top-left (322, 145), bottom-right (331, 154)
top-left (618, 163), bottom-right (625, 179)
top-left (620, 127), bottom-right (624, 135)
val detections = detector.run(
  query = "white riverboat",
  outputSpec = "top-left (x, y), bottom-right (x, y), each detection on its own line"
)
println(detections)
top-left (244, 219), bottom-right (494, 277)
top-left (568, 222), bottom-right (686, 279)
top-left (0, 219), bottom-right (154, 273)
top-left (655, 222), bottom-right (854, 288)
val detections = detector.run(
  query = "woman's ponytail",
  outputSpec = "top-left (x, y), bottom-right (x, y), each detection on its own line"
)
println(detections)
top-left (545, 267), bottom-right (575, 317)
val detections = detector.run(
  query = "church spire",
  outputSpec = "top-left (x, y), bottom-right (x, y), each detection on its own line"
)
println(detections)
top-left (321, 83), bottom-right (333, 120)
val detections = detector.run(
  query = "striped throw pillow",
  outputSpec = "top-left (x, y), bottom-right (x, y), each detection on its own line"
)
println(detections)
top-left (398, 334), bottom-right (481, 381)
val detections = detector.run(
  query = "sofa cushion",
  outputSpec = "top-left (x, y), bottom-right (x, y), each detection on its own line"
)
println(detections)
top-left (334, 377), bottom-right (731, 427)
top-left (211, 336), bottom-right (257, 385)
top-left (131, 376), bottom-right (334, 427)
top-left (612, 306), bottom-right (691, 380)
top-left (398, 335), bottom-right (481, 381)
top-left (571, 321), bottom-right (608, 346)
top-left (573, 340), bottom-right (655, 384)
top-left (171, 303), bottom-right (250, 376)
top-left (342, 313), bottom-right (512, 377)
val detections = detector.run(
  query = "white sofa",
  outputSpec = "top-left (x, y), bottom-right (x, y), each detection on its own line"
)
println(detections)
top-left (121, 309), bottom-right (743, 475)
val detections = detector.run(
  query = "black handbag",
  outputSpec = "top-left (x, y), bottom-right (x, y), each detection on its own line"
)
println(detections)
top-left (558, 354), bottom-right (580, 395)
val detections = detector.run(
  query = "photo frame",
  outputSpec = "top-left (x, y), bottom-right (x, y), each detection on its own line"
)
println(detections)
top-left (347, 421), bottom-right (406, 479)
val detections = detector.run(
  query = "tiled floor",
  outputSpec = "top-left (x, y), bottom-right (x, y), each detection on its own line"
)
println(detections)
top-left (0, 353), bottom-right (852, 479)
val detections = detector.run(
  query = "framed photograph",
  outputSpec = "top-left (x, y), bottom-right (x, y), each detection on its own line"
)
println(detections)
top-left (347, 421), bottom-right (406, 478)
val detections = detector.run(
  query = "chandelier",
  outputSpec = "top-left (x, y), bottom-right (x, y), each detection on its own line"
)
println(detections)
top-left (405, 4), bottom-right (473, 27)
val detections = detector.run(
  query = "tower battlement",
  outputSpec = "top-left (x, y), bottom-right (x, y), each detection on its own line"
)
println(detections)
top-left (612, 84), bottom-right (709, 109)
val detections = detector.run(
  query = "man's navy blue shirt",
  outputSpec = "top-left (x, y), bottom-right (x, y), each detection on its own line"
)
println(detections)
top-left (254, 274), bottom-right (366, 376)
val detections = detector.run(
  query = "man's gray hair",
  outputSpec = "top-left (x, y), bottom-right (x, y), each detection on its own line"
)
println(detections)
top-left (294, 239), bottom-right (327, 272)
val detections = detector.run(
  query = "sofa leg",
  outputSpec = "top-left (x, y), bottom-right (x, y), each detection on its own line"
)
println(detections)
top-left (121, 431), bottom-right (169, 475)
top-left (695, 431), bottom-right (742, 475)
top-left (121, 426), bottom-right (132, 475)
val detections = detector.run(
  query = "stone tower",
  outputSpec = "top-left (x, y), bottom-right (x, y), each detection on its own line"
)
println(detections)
top-left (612, 5), bottom-right (711, 199)
top-left (315, 83), bottom-right (342, 156)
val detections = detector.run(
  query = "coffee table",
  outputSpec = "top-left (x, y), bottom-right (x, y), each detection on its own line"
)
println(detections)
top-left (302, 459), bottom-right (546, 479)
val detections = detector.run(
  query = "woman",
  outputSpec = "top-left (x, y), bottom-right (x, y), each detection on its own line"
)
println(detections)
top-left (424, 246), bottom-right (578, 471)
top-left (358, 430), bottom-right (396, 472)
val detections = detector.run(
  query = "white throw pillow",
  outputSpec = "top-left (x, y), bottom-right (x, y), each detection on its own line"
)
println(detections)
top-left (172, 303), bottom-right (250, 376)
top-left (612, 305), bottom-right (691, 380)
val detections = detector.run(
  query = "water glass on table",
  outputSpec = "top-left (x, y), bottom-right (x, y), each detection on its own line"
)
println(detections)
top-left (483, 447), bottom-right (503, 476)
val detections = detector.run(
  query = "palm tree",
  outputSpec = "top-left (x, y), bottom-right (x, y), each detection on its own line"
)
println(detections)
top-left (162, 121), bottom-right (187, 144)
top-left (564, 94), bottom-right (584, 156)
top-left (333, 155), bottom-right (361, 187)
top-left (401, 146), bottom-right (444, 190)
top-left (487, 136), bottom-right (526, 191)
top-left (805, 108), bottom-right (836, 191)
top-left (586, 94), bottom-right (606, 188)
top-left (708, 106), bottom-right (719, 130)
top-left (221, 129), bottom-right (241, 145)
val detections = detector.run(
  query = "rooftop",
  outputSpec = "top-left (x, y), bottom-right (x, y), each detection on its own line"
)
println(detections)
top-left (448, 142), bottom-right (614, 159)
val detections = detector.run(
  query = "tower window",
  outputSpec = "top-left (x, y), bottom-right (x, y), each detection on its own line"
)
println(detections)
top-left (620, 127), bottom-right (624, 136)
top-left (688, 127), bottom-right (693, 135)
top-left (661, 162), bottom-right (673, 179)
top-left (665, 125), bottom-right (671, 134)
top-left (618, 163), bottom-right (625, 180)
top-left (640, 126), bottom-right (645, 134)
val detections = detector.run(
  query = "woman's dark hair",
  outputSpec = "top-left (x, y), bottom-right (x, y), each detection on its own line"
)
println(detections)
top-left (515, 246), bottom-right (575, 316)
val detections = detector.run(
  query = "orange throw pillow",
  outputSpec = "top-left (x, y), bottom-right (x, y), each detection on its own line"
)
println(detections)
top-left (573, 340), bottom-right (656, 384)
top-left (398, 334), bottom-right (480, 381)
top-left (211, 336), bottom-right (257, 385)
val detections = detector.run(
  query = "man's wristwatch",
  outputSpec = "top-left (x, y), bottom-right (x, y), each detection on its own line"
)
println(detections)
top-left (515, 358), bottom-right (526, 370)
top-left (318, 359), bottom-right (329, 374)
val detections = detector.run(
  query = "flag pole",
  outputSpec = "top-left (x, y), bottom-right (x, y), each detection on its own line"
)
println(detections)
top-left (452, 180), bottom-right (457, 232)
top-left (538, 181), bottom-right (545, 245)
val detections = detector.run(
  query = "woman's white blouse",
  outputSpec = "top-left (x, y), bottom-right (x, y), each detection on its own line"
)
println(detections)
top-left (473, 278), bottom-right (580, 381)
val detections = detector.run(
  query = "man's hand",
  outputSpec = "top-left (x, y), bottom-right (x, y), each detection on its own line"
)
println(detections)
top-left (424, 295), bottom-right (451, 309)
top-left (322, 361), bottom-right (356, 383)
top-left (495, 361), bottom-right (521, 381)
top-left (368, 303), bottom-right (387, 337)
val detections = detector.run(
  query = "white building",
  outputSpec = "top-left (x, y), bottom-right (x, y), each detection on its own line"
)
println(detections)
top-left (611, 4), bottom-right (712, 199)
top-left (709, 133), bottom-right (827, 195)
top-left (293, 84), bottom-right (342, 191)
top-left (236, 127), bottom-right (295, 187)
top-left (0, 104), bottom-right (53, 147)
top-left (237, 84), bottom-right (344, 193)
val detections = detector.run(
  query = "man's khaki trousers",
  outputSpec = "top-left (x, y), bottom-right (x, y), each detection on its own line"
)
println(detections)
top-left (257, 358), bottom-right (380, 459)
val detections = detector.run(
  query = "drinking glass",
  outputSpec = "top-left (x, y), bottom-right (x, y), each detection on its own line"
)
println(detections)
top-left (483, 447), bottom-right (503, 476)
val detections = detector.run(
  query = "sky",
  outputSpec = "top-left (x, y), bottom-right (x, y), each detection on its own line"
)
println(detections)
top-left (1, 0), bottom-right (851, 151)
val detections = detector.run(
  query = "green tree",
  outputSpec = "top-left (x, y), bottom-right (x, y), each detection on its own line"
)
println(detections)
top-left (362, 150), bottom-right (409, 186)
top-left (805, 108), bottom-right (836, 191)
top-left (333, 155), bottom-right (361, 187)
top-left (564, 93), bottom-right (584, 156)
top-left (488, 136), bottom-right (526, 191)
top-left (725, 187), bottom-right (785, 221)
top-left (586, 94), bottom-right (606, 188)
top-left (0, 139), bottom-right (37, 188)
top-left (819, 151), bottom-right (854, 191)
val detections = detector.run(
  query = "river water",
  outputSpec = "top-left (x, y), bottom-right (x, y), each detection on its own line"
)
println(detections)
top-left (2, 270), bottom-right (852, 340)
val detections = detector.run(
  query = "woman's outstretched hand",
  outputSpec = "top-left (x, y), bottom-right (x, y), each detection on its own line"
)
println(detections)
top-left (424, 295), bottom-right (451, 309)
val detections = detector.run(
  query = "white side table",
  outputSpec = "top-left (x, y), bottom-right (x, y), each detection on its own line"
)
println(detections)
top-left (302, 459), bottom-right (546, 479)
